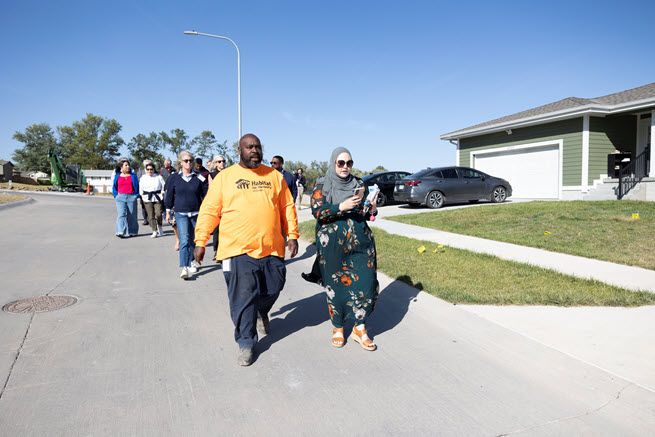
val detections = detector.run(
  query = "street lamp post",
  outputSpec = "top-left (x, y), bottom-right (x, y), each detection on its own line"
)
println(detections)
top-left (184, 30), bottom-right (242, 141)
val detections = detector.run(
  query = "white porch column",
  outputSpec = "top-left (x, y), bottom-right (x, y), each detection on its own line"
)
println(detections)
top-left (581, 115), bottom-right (590, 191)
top-left (650, 110), bottom-right (654, 177)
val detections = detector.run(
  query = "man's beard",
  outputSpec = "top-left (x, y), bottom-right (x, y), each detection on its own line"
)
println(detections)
top-left (242, 155), bottom-right (261, 168)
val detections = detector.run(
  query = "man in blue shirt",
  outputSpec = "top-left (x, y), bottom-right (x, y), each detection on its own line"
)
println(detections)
top-left (270, 155), bottom-right (297, 202)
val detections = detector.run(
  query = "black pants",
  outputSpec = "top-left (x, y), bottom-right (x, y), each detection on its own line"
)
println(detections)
top-left (223, 254), bottom-right (286, 348)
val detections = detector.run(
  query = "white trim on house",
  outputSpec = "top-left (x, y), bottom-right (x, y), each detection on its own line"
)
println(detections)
top-left (441, 97), bottom-right (655, 140)
top-left (581, 115), bottom-right (590, 192)
top-left (651, 110), bottom-right (655, 177)
top-left (469, 139), bottom-right (563, 199)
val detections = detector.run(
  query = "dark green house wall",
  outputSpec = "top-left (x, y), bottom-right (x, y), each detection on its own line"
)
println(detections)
top-left (589, 115), bottom-right (636, 182)
top-left (458, 118), bottom-right (582, 186)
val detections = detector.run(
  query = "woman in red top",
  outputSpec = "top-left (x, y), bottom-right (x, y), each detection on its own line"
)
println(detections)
top-left (112, 158), bottom-right (140, 237)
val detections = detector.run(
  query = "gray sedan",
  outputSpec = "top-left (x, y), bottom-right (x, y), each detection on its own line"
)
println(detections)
top-left (393, 166), bottom-right (512, 208)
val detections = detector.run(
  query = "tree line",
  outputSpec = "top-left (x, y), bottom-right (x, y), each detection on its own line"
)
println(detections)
top-left (10, 113), bottom-right (233, 174)
top-left (10, 113), bottom-right (387, 188)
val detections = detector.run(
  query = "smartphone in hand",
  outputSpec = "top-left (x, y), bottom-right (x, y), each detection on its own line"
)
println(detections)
top-left (353, 186), bottom-right (365, 199)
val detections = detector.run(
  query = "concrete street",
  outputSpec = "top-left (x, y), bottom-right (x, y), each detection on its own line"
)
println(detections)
top-left (0, 193), bottom-right (654, 436)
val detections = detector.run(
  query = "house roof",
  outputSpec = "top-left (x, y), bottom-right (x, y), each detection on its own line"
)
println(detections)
top-left (441, 82), bottom-right (655, 140)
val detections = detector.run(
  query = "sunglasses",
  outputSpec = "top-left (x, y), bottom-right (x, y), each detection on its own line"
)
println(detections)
top-left (270, 161), bottom-right (281, 165)
top-left (336, 159), bottom-right (354, 168)
top-left (215, 160), bottom-right (225, 163)
top-left (181, 159), bottom-right (193, 163)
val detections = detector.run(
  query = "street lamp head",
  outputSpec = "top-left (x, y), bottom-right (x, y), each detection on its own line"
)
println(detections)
top-left (183, 30), bottom-right (198, 35)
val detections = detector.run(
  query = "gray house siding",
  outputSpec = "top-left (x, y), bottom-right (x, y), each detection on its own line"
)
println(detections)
top-left (589, 115), bottom-right (636, 183)
top-left (459, 118), bottom-right (583, 186)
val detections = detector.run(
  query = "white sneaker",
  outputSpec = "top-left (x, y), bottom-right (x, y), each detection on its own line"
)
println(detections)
top-left (151, 231), bottom-right (158, 238)
top-left (180, 267), bottom-right (189, 279)
top-left (188, 265), bottom-right (198, 274)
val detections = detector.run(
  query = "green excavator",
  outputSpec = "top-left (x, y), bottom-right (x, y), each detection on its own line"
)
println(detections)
top-left (48, 148), bottom-right (87, 192)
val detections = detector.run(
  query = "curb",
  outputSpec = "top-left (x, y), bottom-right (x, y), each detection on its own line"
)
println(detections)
top-left (0, 196), bottom-right (35, 211)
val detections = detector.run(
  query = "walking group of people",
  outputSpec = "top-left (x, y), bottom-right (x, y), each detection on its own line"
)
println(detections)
top-left (112, 134), bottom-right (380, 366)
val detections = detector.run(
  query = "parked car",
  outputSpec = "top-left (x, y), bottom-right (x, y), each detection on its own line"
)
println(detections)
top-left (394, 166), bottom-right (512, 208)
top-left (361, 171), bottom-right (411, 206)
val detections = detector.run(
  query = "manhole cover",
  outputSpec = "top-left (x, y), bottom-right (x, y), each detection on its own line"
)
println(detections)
top-left (2, 295), bottom-right (78, 314)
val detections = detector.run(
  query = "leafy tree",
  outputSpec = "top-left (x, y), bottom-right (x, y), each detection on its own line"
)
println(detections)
top-left (225, 140), bottom-right (240, 165)
top-left (304, 160), bottom-right (329, 189)
top-left (190, 130), bottom-right (230, 163)
top-left (370, 165), bottom-right (387, 173)
top-left (160, 128), bottom-right (189, 159)
top-left (127, 132), bottom-right (165, 167)
top-left (284, 160), bottom-right (303, 174)
top-left (11, 123), bottom-right (59, 172)
top-left (58, 113), bottom-right (123, 169)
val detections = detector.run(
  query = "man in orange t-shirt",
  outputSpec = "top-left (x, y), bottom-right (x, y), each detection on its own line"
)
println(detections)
top-left (194, 133), bottom-right (298, 366)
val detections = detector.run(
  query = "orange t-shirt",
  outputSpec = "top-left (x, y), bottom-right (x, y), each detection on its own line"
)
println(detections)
top-left (194, 164), bottom-right (299, 260)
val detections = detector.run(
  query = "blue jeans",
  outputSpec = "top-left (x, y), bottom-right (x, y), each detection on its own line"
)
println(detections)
top-left (115, 194), bottom-right (139, 236)
top-left (175, 213), bottom-right (197, 267)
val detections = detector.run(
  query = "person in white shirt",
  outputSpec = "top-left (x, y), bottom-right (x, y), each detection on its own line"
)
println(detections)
top-left (138, 160), bottom-right (166, 238)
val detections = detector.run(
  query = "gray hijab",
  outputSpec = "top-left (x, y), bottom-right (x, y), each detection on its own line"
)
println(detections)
top-left (322, 146), bottom-right (360, 204)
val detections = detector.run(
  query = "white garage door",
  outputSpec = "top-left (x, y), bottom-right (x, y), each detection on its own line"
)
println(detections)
top-left (474, 145), bottom-right (560, 199)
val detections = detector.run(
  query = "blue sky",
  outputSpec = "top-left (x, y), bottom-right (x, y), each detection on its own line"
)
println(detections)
top-left (1, 0), bottom-right (654, 172)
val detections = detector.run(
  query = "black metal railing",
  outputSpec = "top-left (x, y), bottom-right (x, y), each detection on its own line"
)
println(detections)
top-left (617, 145), bottom-right (650, 199)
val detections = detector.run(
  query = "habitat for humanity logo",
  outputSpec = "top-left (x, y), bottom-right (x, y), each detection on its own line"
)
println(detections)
top-left (235, 179), bottom-right (272, 191)
top-left (235, 179), bottom-right (250, 189)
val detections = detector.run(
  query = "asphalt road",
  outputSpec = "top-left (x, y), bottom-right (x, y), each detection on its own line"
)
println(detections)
top-left (0, 193), bottom-right (653, 436)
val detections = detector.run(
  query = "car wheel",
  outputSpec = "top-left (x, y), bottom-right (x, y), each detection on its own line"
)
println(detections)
top-left (377, 192), bottom-right (387, 207)
top-left (426, 191), bottom-right (445, 209)
top-left (491, 186), bottom-right (507, 203)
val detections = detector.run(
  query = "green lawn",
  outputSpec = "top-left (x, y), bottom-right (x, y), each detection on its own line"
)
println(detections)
top-left (388, 200), bottom-right (655, 270)
top-left (299, 221), bottom-right (655, 306)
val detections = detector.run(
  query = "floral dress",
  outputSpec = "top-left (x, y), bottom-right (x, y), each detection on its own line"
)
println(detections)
top-left (311, 181), bottom-right (379, 328)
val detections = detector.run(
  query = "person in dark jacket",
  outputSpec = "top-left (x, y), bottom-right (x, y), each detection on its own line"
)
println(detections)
top-left (112, 158), bottom-right (140, 238)
top-left (165, 151), bottom-right (208, 279)
top-left (194, 157), bottom-right (210, 180)
top-left (270, 155), bottom-right (297, 202)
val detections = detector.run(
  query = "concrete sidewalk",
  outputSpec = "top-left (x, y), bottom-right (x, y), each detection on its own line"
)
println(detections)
top-left (298, 202), bottom-right (655, 394)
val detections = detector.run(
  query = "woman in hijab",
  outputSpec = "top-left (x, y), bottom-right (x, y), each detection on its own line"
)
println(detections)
top-left (310, 147), bottom-right (379, 351)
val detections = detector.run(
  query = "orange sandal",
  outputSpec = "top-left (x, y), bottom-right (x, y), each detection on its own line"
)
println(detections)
top-left (331, 328), bottom-right (345, 348)
top-left (351, 325), bottom-right (376, 351)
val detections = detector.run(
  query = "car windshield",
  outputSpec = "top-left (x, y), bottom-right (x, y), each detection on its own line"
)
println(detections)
top-left (362, 174), bottom-right (377, 182)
